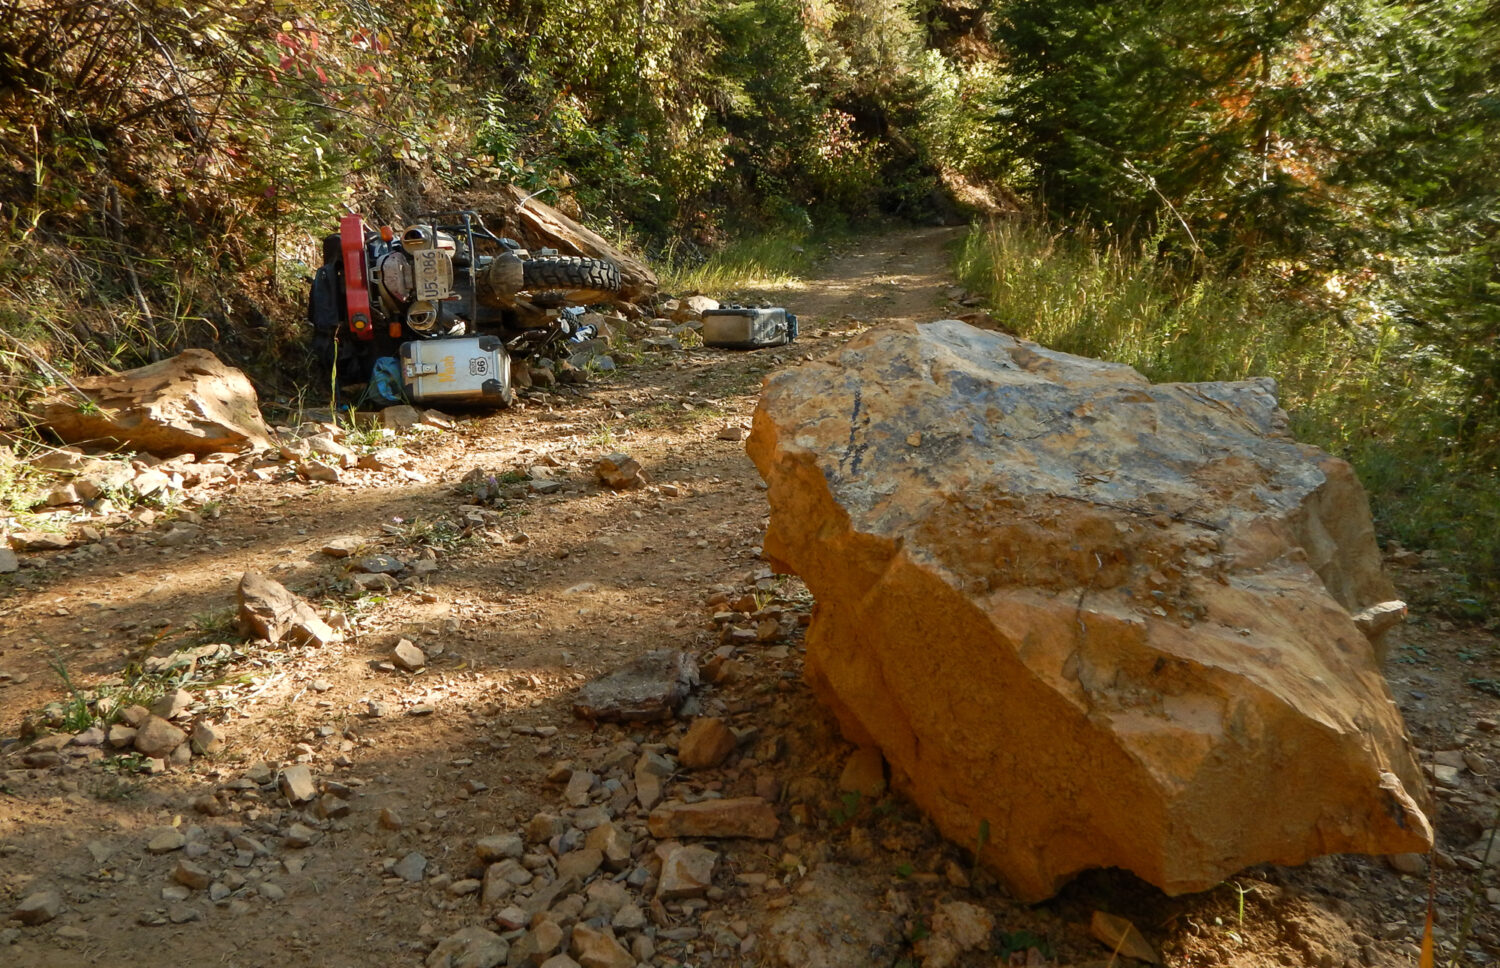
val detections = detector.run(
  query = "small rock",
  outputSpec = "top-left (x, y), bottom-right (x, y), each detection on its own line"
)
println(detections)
top-left (352, 572), bottom-right (399, 592)
top-left (425, 926), bottom-right (509, 968)
top-left (321, 536), bottom-right (363, 557)
top-left (382, 405), bottom-right (424, 431)
top-left (1388, 852), bottom-right (1428, 876)
top-left (393, 851), bottom-right (427, 882)
top-left (573, 649), bottom-right (699, 723)
top-left (236, 571), bottom-right (341, 648)
top-left (584, 822), bottom-right (634, 871)
top-left (556, 848), bottom-right (604, 882)
top-left (678, 716), bottom-right (738, 769)
top-left (1089, 911), bottom-right (1160, 964)
top-left (565, 770), bottom-right (597, 807)
top-left (12, 890), bottom-right (62, 925)
top-left (173, 860), bottom-right (213, 890)
top-left (300, 460), bottom-right (341, 483)
top-left (278, 764), bottom-right (317, 803)
top-left (570, 924), bottom-right (634, 968)
top-left (635, 751), bottom-right (672, 811)
top-left (119, 704), bottom-right (151, 727)
top-left (146, 828), bottom-right (187, 854)
top-left (514, 920), bottom-right (564, 963)
top-left (357, 554), bottom-right (405, 575)
top-left (392, 639), bottom-right (426, 672)
top-left (612, 903), bottom-right (646, 931)
top-left (0, 548), bottom-right (18, 573)
top-left (656, 844), bottom-right (718, 899)
top-left (189, 720), bottom-right (223, 755)
top-left (107, 724), bottom-right (137, 748)
top-left (69, 725), bottom-right (105, 747)
top-left (10, 531), bottom-right (71, 551)
top-left (493, 905), bottom-right (529, 931)
top-left (476, 834), bottom-right (523, 863)
top-left (716, 426), bottom-right (748, 441)
top-left (284, 823), bottom-right (319, 848)
top-left (648, 798), bottom-right (779, 840)
top-left (594, 453), bottom-right (648, 490)
top-left (133, 715), bottom-right (188, 759)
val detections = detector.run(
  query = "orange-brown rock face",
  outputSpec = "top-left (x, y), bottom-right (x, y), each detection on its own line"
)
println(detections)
top-left (746, 320), bottom-right (1431, 901)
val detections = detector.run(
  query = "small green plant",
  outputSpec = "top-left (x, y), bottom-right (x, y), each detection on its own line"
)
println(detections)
top-left (894, 862), bottom-right (915, 879)
top-left (392, 516), bottom-right (472, 552)
top-left (829, 790), bottom-right (863, 826)
top-left (973, 818), bottom-right (991, 877)
top-left (47, 656), bottom-right (96, 732)
top-left (190, 608), bottom-right (239, 640)
top-left (1230, 881), bottom-right (1250, 930)
top-left (90, 773), bottom-right (144, 801)
top-left (588, 422), bottom-right (618, 449)
top-left (999, 931), bottom-right (1053, 960)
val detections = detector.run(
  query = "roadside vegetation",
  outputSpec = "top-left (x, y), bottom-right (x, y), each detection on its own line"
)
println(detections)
top-left (953, 0), bottom-right (1500, 604)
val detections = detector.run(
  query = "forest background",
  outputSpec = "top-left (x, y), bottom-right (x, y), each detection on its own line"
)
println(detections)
top-left (0, 0), bottom-right (1496, 605)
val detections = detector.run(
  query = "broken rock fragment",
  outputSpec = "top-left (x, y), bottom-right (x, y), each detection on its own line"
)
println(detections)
top-left (235, 571), bottom-right (341, 648)
top-left (572, 649), bottom-right (698, 722)
top-left (594, 452), bottom-right (648, 490)
top-left (656, 844), bottom-right (718, 899)
top-left (677, 716), bottom-right (738, 769)
top-left (12, 890), bottom-right (62, 925)
top-left (648, 797), bottom-right (779, 840)
top-left (747, 319), bottom-right (1432, 900)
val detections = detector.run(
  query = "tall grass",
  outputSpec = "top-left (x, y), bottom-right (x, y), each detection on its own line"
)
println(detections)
top-left (955, 220), bottom-right (1500, 606)
top-left (655, 229), bottom-right (834, 295)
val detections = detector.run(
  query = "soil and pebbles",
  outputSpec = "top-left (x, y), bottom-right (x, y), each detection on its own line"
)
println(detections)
top-left (2, 226), bottom-right (1499, 968)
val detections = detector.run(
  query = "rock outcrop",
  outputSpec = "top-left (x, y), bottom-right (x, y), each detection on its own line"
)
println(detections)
top-left (36, 349), bottom-right (273, 457)
top-left (746, 319), bottom-right (1432, 901)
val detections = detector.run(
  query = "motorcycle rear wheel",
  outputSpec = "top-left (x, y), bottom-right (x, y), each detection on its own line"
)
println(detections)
top-left (521, 256), bottom-right (621, 304)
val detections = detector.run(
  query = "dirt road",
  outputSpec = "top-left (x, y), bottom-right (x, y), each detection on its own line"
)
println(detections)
top-left (1, 224), bottom-right (1497, 968)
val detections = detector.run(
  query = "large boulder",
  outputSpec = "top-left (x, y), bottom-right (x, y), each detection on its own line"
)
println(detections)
top-left (36, 349), bottom-right (272, 457)
top-left (746, 320), bottom-right (1432, 901)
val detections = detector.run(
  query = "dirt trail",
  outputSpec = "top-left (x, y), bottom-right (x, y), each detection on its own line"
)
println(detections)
top-left (1, 224), bottom-right (1497, 968)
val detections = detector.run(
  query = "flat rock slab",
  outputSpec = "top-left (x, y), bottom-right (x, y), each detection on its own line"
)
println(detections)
top-left (648, 798), bottom-right (779, 839)
top-left (747, 319), bottom-right (1432, 901)
top-left (572, 650), bottom-right (699, 722)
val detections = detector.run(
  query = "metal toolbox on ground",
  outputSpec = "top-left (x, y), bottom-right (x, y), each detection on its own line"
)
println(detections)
top-left (701, 306), bottom-right (797, 349)
top-left (400, 335), bottom-right (512, 405)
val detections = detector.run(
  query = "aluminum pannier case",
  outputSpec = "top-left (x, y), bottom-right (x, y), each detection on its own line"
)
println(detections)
top-left (400, 335), bottom-right (513, 405)
top-left (701, 306), bottom-right (798, 349)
